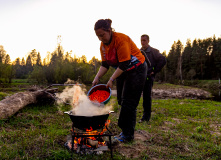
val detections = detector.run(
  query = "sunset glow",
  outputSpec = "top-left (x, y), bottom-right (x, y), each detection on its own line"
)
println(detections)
top-left (0, 0), bottom-right (221, 62)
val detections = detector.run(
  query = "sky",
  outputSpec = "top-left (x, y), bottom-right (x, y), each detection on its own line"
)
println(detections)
top-left (0, 0), bottom-right (221, 62)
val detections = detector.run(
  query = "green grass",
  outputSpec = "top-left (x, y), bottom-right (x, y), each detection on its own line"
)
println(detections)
top-left (0, 101), bottom-right (123, 159)
top-left (0, 92), bottom-right (8, 101)
top-left (0, 83), bottom-right (221, 159)
top-left (11, 79), bottom-right (29, 83)
top-left (154, 82), bottom-right (193, 89)
top-left (182, 80), bottom-right (220, 91)
top-left (135, 98), bottom-right (221, 159)
top-left (1, 98), bottom-right (219, 159)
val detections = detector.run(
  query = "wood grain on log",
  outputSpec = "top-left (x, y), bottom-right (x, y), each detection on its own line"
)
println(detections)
top-left (0, 89), bottom-right (58, 119)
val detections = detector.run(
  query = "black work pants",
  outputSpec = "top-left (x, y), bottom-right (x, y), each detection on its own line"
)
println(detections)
top-left (142, 76), bottom-right (154, 121)
top-left (116, 62), bottom-right (147, 140)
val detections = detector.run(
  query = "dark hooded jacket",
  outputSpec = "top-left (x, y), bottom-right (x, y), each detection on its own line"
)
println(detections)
top-left (140, 46), bottom-right (166, 77)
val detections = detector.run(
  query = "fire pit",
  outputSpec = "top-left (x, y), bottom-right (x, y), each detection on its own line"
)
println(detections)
top-left (50, 83), bottom-right (114, 158)
top-left (64, 111), bottom-right (114, 158)
top-left (65, 114), bottom-right (114, 159)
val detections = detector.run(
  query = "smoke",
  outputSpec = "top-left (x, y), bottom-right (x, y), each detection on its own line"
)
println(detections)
top-left (56, 86), bottom-right (78, 105)
top-left (56, 84), bottom-right (112, 116)
top-left (64, 78), bottom-right (75, 84)
top-left (72, 92), bottom-right (112, 116)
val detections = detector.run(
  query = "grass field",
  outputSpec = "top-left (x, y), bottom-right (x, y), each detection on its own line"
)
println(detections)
top-left (0, 95), bottom-right (221, 159)
top-left (0, 80), bottom-right (221, 159)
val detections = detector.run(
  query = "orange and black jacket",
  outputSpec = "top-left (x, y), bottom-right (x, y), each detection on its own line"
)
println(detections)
top-left (100, 32), bottom-right (145, 71)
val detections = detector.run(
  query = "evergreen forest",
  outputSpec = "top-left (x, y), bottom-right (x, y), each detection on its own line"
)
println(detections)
top-left (0, 35), bottom-right (221, 85)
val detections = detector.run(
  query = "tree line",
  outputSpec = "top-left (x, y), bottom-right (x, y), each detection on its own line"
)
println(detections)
top-left (0, 45), bottom-right (115, 84)
top-left (165, 35), bottom-right (221, 83)
top-left (0, 35), bottom-right (220, 85)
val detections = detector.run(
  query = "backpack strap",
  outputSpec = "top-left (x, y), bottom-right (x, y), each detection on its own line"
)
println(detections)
top-left (141, 50), bottom-right (151, 68)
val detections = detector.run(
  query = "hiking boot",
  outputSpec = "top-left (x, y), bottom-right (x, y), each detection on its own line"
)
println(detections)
top-left (119, 132), bottom-right (123, 137)
top-left (114, 133), bottom-right (133, 143)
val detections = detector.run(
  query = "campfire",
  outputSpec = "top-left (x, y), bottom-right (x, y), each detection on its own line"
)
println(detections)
top-left (65, 119), bottom-right (112, 155)
top-left (58, 84), bottom-right (114, 158)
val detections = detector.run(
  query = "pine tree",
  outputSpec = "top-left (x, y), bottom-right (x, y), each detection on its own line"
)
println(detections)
top-left (26, 55), bottom-right (33, 74)
top-left (182, 39), bottom-right (192, 79)
top-left (175, 40), bottom-right (183, 82)
top-left (36, 52), bottom-right (42, 66)
top-left (166, 41), bottom-right (177, 82)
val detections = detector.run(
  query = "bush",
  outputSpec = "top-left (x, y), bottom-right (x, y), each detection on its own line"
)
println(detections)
top-left (0, 92), bottom-right (8, 100)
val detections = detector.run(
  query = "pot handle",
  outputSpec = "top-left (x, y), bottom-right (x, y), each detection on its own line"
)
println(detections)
top-left (64, 111), bottom-right (73, 115)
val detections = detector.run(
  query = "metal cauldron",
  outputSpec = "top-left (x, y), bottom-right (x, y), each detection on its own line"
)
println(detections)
top-left (64, 111), bottom-right (114, 131)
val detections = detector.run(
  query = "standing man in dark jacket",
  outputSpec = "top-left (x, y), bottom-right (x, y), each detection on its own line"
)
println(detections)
top-left (139, 34), bottom-right (166, 123)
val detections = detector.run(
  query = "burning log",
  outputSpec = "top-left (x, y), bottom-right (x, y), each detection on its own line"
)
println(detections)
top-left (0, 88), bottom-right (58, 119)
top-left (87, 139), bottom-right (98, 148)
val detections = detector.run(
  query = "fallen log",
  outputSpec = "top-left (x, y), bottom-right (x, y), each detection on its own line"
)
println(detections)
top-left (0, 88), bottom-right (58, 119)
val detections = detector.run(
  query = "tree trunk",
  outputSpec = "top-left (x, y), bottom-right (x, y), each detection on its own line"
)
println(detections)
top-left (0, 89), bottom-right (57, 119)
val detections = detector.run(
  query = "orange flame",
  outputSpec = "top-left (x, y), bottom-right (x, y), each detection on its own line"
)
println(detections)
top-left (73, 120), bottom-right (111, 147)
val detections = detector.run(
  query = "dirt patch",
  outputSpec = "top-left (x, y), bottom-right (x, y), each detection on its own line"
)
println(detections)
top-left (209, 123), bottom-right (221, 136)
top-left (112, 88), bottom-right (212, 100)
top-left (153, 88), bottom-right (211, 99)
top-left (113, 130), bottom-right (150, 159)
top-left (117, 142), bottom-right (147, 159)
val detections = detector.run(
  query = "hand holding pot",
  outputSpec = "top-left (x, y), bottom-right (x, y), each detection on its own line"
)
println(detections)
top-left (106, 78), bottom-right (114, 89)
top-left (92, 77), bottom-right (99, 86)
